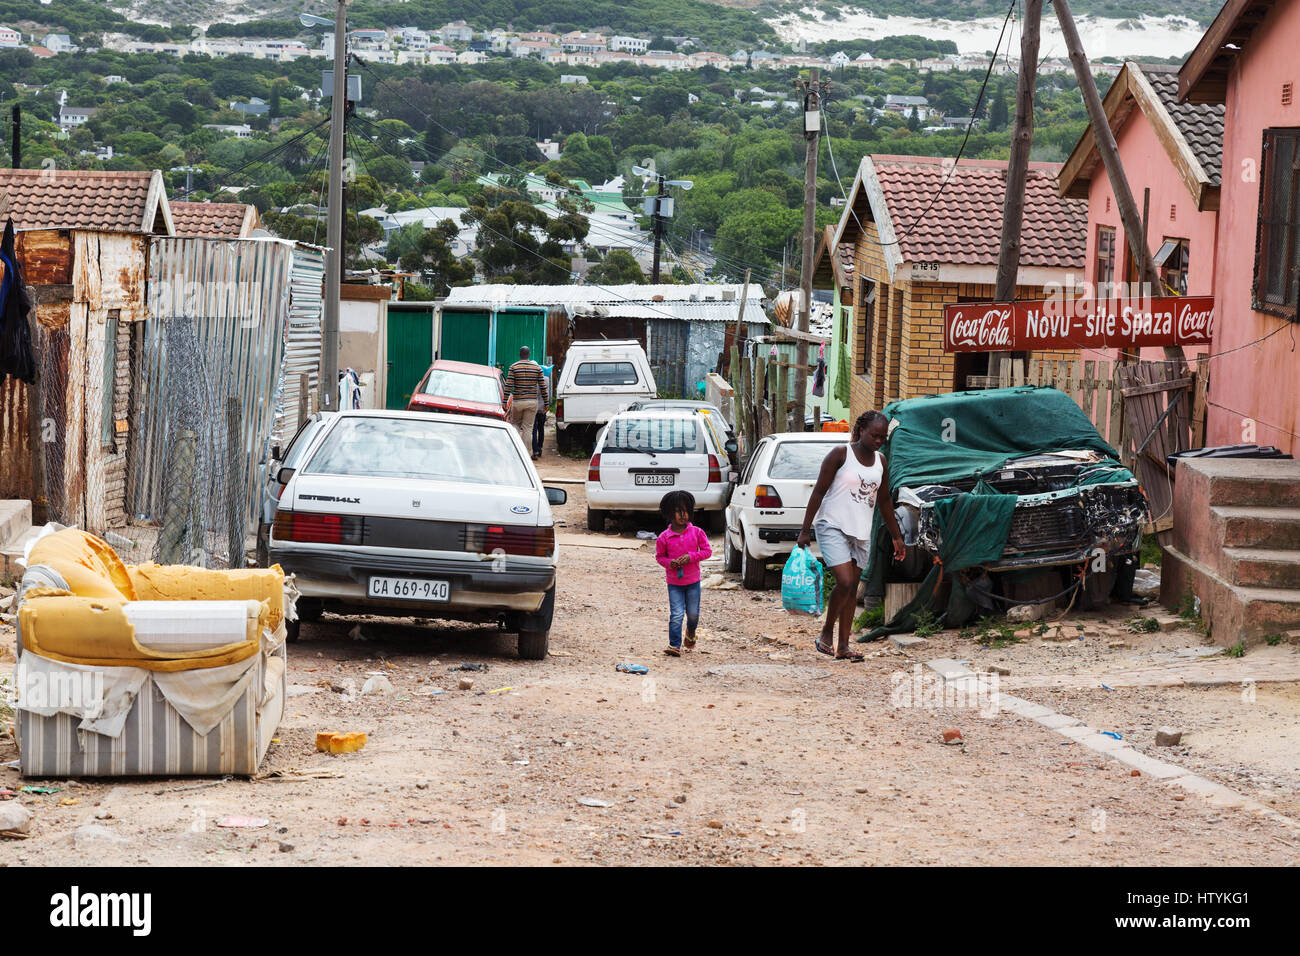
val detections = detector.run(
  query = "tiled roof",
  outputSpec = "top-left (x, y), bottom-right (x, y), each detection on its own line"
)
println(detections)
top-left (870, 156), bottom-right (1086, 270)
top-left (170, 200), bottom-right (254, 238)
top-left (1142, 65), bottom-right (1224, 187)
top-left (0, 168), bottom-right (171, 234)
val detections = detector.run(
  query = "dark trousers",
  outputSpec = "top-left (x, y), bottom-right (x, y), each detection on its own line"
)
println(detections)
top-left (532, 408), bottom-right (546, 456)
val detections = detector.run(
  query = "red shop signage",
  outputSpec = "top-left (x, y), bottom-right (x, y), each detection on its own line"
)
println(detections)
top-left (942, 296), bottom-right (1215, 352)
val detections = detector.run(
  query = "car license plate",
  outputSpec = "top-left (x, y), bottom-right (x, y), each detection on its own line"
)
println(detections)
top-left (635, 473), bottom-right (675, 486)
top-left (367, 576), bottom-right (450, 602)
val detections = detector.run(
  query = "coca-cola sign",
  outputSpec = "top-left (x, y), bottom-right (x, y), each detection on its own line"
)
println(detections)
top-left (942, 296), bottom-right (1215, 352)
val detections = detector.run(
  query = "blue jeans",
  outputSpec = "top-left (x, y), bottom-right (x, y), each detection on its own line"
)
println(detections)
top-left (667, 581), bottom-right (701, 648)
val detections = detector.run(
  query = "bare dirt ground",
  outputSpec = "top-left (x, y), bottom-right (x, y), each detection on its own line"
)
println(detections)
top-left (2, 451), bottom-right (1298, 866)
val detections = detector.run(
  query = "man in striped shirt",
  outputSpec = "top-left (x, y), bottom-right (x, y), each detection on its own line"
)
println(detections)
top-left (505, 346), bottom-right (548, 459)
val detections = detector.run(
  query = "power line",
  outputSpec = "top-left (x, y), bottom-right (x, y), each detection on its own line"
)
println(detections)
top-left (182, 116), bottom-right (330, 200)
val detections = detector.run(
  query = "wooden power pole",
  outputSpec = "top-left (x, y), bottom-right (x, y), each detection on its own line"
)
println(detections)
top-left (794, 68), bottom-right (828, 432)
top-left (1053, 0), bottom-right (1184, 363)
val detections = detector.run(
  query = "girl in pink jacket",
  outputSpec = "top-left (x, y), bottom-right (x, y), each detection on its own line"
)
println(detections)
top-left (655, 491), bottom-right (712, 656)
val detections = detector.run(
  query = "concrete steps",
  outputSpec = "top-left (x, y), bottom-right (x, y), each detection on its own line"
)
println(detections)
top-left (1163, 459), bottom-right (1300, 645)
top-left (0, 500), bottom-right (32, 583)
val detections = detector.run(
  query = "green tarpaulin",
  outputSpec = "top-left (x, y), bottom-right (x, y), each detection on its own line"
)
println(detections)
top-left (857, 387), bottom-right (1133, 641)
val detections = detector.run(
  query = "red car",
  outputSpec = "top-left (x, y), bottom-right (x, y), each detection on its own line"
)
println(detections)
top-left (407, 360), bottom-right (511, 420)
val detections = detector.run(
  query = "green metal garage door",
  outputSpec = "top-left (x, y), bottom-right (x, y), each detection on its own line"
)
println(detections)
top-left (440, 309), bottom-right (491, 366)
top-left (493, 309), bottom-right (547, 375)
top-left (385, 306), bottom-right (434, 409)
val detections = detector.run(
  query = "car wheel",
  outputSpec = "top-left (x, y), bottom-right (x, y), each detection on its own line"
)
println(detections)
top-left (518, 627), bottom-right (549, 660)
top-left (297, 598), bottom-right (323, 622)
top-left (1078, 565), bottom-right (1117, 611)
top-left (285, 617), bottom-right (300, 643)
top-left (587, 507), bottom-right (606, 532)
top-left (724, 525), bottom-right (741, 572)
top-left (741, 545), bottom-right (767, 590)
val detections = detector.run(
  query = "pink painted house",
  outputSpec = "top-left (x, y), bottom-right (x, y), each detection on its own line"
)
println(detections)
top-left (1181, 0), bottom-right (1300, 454)
top-left (1059, 61), bottom-right (1223, 364)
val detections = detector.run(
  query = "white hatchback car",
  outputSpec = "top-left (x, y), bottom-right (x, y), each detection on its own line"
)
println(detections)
top-left (268, 410), bottom-right (566, 659)
top-left (724, 432), bottom-right (847, 589)
top-left (585, 408), bottom-right (736, 532)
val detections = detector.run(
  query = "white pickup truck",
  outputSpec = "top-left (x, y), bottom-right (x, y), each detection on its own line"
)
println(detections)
top-left (554, 340), bottom-right (656, 453)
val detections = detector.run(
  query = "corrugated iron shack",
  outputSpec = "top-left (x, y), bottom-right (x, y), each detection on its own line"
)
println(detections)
top-left (440, 284), bottom-right (769, 398)
top-left (0, 168), bottom-right (174, 530)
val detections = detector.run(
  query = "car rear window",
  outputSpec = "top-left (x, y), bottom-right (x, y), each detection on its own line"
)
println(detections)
top-left (606, 416), bottom-right (703, 455)
top-left (574, 361), bottom-right (639, 386)
top-left (304, 417), bottom-right (532, 486)
top-left (768, 442), bottom-right (838, 479)
top-left (417, 369), bottom-right (500, 405)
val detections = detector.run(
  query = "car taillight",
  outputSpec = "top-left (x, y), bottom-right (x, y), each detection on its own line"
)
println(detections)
top-left (465, 524), bottom-right (555, 557)
top-left (708, 454), bottom-right (722, 484)
top-left (588, 453), bottom-right (601, 482)
top-left (273, 511), bottom-right (363, 545)
top-left (754, 484), bottom-right (784, 508)
top-left (556, 398), bottom-right (564, 422)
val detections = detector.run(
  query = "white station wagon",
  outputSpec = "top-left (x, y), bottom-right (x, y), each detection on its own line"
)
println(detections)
top-left (268, 410), bottom-right (565, 659)
top-left (724, 432), bottom-right (846, 589)
top-left (585, 408), bottom-right (735, 532)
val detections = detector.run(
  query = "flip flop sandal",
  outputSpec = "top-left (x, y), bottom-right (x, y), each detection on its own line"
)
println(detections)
top-left (815, 639), bottom-right (835, 657)
top-left (835, 652), bottom-right (865, 662)
top-left (664, 646), bottom-right (682, 657)
top-left (684, 636), bottom-right (697, 649)
top-left (616, 663), bottom-right (650, 674)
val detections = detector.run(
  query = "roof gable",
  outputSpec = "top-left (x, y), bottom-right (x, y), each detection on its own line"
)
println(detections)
top-left (0, 168), bottom-right (174, 235)
top-left (1180, 0), bottom-right (1279, 103)
top-left (1058, 62), bottom-right (1223, 211)
top-left (170, 200), bottom-right (258, 238)
top-left (834, 154), bottom-right (1086, 281)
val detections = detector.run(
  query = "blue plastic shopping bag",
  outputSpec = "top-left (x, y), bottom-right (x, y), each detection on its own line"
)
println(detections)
top-left (781, 547), bottom-right (824, 615)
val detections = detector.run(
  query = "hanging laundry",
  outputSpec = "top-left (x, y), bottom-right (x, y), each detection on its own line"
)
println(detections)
top-left (0, 219), bottom-right (36, 385)
top-left (812, 352), bottom-right (827, 398)
top-left (338, 368), bottom-right (362, 409)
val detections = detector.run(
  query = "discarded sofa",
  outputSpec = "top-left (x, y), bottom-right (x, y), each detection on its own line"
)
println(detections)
top-left (13, 529), bottom-right (289, 776)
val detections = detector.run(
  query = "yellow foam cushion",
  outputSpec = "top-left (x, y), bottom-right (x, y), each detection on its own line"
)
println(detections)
top-left (19, 595), bottom-right (260, 672)
top-left (27, 529), bottom-right (137, 601)
top-left (128, 564), bottom-right (286, 629)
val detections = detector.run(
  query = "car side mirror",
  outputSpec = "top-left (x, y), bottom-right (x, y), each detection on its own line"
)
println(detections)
top-left (545, 486), bottom-right (567, 505)
top-left (724, 439), bottom-right (738, 454)
top-left (271, 444), bottom-right (282, 461)
top-left (277, 466), bottom-right (296, 485)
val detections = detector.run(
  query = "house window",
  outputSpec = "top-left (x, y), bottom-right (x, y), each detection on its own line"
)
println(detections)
top-left (1095, 225), bottom-right (1116, 291)
top-left (1154, 238), bottom-right (1190, 296)
top-left (858, 280), bottom-right (878, 375)
top-left (1254, 128), bottom-right (1300, 318)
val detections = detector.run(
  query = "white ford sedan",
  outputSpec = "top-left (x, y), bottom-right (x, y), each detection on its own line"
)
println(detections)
top-left (724, 432), bottom-right (847, 589)
top-left (269, 410), bottom-right (565, 659)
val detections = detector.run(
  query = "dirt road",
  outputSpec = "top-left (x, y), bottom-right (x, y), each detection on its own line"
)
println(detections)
top-left (2, 453), bottom-right (1297, 865)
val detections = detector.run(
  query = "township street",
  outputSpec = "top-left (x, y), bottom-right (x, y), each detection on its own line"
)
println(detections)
top-left (1, 451), bottom-right (1298, 865)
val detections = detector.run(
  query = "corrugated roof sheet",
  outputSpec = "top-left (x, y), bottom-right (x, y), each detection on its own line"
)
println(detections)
top-left (444, 282), bottom-right (762, 309)
top-left (1142, 65), bottom-right (1224, 187)
top-left (591, 299), bottom-right (767, 323)
top-left (0, 168), bottom-right (171, 234)
top-left (872, 156), bottom-right (1086, 269)
top-left (170, 200), bottom-right (255, 238)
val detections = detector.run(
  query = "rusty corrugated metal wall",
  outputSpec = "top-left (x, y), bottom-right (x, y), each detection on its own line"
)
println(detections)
top-left (136, 237), bottom-right (323, 532)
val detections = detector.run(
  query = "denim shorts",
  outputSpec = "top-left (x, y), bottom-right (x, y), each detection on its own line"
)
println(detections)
top-left (813, 518), bottom-right (872, 569)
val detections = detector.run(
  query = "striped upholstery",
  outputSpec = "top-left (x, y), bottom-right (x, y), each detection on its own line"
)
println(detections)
top-left (17, 644), bottom-right (286, 777)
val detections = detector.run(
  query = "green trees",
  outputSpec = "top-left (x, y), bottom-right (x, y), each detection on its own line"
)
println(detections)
top-left (587, 249), bottom-right (647, 285)
top-left (394, 219), bottom-right (476, 295)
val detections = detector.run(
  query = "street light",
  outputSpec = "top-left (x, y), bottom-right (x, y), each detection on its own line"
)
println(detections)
top-left (301, 3), bottom-right (349, 412)
top-left (632, 166), bottom-right (693, 282)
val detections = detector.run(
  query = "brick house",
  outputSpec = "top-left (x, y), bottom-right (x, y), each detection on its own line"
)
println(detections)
top-left (831, 155), bottom-right (1087, 421)
top-left (1058, 61), bottom-right (1223, 363)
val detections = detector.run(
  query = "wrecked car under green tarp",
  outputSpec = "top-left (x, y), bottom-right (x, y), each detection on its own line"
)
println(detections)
top-left (859, 387), bottom-right (1147, 641)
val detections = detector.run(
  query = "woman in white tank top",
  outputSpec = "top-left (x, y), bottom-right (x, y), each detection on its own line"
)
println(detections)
top-left (797, 411), bottom-right (906, 660)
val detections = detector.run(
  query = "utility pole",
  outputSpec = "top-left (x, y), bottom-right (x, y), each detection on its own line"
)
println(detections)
top-left (793, 68), bottom-right (827, 432)
top-left (321, 0), bottom-right (349, 411)
top-left (1054, 0), bottom-right (1183, 364)
top-left (990, 0), bottom-right (1042, 377)
top-left (11, 105), bottom-right (20, 168)
top-left (650, 175), bottom-right (666, 283)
